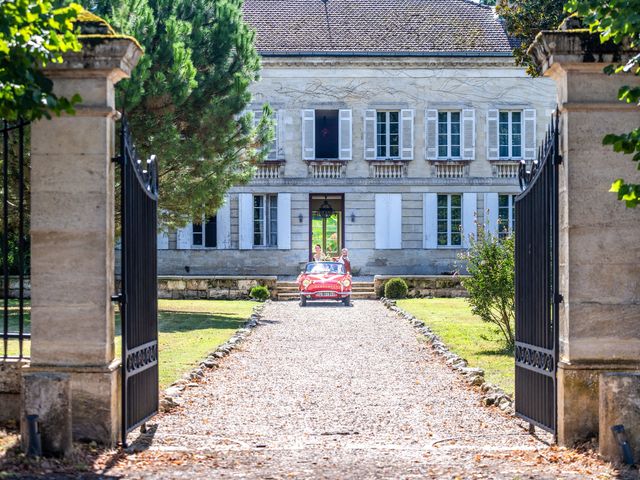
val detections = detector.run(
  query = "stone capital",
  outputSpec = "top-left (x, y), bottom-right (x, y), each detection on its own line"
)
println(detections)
top-left (45, 37), bottom-right (142, 84)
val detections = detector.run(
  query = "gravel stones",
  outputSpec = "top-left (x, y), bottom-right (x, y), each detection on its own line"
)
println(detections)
top-left (108, 300), bottom-right (619, 479)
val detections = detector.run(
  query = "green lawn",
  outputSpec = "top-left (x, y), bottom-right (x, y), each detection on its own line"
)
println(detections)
top-left (3, 299), bottom-right (254, 390)
top-left (397, 298), bottom-right (514, 394)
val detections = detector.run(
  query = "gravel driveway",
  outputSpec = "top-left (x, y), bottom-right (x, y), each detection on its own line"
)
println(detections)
top-left (110, 300), bottom-right (619, 479)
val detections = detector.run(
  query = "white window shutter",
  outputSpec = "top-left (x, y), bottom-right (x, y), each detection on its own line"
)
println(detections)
top-left (216, 196), bottom-right (232, 249)
top-left (375, 194), bottom-right (389, 249)
top-left (423, 193), bottom-right (438, 249)
top-left (176, 223), bottom-right (193, 250)
top-left (277, 193), bottom-right (291, 250)
top-left (425, 109), bottom-right (438, 160)
top-left (523, 108), bottom-right (537, 159)
top-left (388, 194), bottom-right (402, 249)
top-left (338, 109), bottom-right (352, 160)
top-left (484, 193), bottom-right (499, 237)
top-left (302, 109), bottom-right (315, 160)
top-left (238, 193), bottom-right (254, 250)
top-left (364, 109), bottom-right (376, 160)
top-left (157, 230), bottom-right (169, 250)
top-left (462, 109), bottom-right (476, 160)
top-left (487, 109), bottom-right (499, 160)
top-left (267, 109), bottom-right (278, 160)
top-left (462, 193), bottom-right (478, 248)
top-left (400, 109), bottom-right (414, 160)
top-left (277, 109), bottom-right (286, 160)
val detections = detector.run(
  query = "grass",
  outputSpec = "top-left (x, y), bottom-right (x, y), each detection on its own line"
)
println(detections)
top-left (3, 299), bottom-right (254, 390)
top-left (397, 298), bottom-right (514, 394)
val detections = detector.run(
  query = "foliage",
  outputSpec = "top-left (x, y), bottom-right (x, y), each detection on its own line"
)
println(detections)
top-left (398, 298), bottom-right (515, 393)
top-left (495, 0), bottom-right (566, 76)
top-left (565, 0), bottom-right (640, 207)
top-left (72, 0), bottom-right (273, 227)
top-left (0, 0), bottom-right (82, 121)
top-left (384, 278), bottom-right (408, 300)
top-left (459, 233), bottom-right (515, 350)
top-left (249, 285), bottom-right (269, 301)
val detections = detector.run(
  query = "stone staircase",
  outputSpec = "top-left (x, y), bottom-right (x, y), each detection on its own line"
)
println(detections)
top-left (275, 280), bottom-right (377, 301)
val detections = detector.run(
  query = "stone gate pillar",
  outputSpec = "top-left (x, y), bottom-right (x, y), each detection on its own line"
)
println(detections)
top-left (26, 21), bottom-right (142, 445)
top-left (529, 30), bottom-right (640, 445)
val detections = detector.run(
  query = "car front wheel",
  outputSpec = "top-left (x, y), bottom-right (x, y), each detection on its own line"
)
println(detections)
top-left (342, 295), bottom-right (351, 306)
top-left (300, 295), bottom-right (307, 307)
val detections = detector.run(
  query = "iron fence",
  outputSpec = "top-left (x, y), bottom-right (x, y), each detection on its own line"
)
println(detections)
top-left (1, 120), bottom-right (30, 361)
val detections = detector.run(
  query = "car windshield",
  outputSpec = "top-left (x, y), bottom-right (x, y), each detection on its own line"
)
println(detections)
top-left (305, 262), bottom-right (345, 275)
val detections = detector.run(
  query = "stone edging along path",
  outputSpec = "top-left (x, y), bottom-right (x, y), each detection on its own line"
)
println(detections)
top-left (379, 297), bottom-right (515, 415)
top-left (159, 301), bottom-right (268, 413)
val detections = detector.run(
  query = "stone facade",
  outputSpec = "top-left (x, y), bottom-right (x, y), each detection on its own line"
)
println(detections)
top-left (158, 55), bottom-right (556, 276)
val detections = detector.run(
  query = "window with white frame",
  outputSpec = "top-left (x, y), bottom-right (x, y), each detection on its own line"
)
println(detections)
top-left (499, 111), bottom-right (522, 158)
top-left (437, 194), bottom-right (462, 247)
top-left (438, 111), bottom-right (461, 158)
top-left (498, 194), bottom-right (516, 239)
top-left (253, 194), bottom-right (278, 247)
top-left (192, 216), bottom-right (217, 248)
top-left (376, 111), bottom-right (400, 158)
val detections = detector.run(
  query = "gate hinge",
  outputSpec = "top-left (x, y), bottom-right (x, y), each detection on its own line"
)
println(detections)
top-left (556, 154), bottom-right (563, 165)
top-left (555, 293), bottom-right (564, 304)
top-left (111, 293), bottom-right (125, 304)
top-left (112, 155), bottom-right (122, 165)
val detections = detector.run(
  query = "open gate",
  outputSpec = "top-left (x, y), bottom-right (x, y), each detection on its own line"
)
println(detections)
top-left (514, 112), bottom-right (561, 436)
top-left (114, 117), bottom-right (159, 446)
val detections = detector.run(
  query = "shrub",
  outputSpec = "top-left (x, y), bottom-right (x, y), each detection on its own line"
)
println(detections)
top-left (249, 285), bottom-right (269, 301)
top-left (384, 278), bottom-right (408, 299)
top-left (459, 232), bottom-right (515, 350)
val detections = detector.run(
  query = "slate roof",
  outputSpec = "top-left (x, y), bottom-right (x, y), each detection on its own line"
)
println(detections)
top-left (243, 0), bottom-right (513, 56)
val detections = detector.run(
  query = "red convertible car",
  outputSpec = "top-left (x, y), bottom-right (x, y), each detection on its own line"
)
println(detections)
top-left (296, 261), bottom-right (352, 306)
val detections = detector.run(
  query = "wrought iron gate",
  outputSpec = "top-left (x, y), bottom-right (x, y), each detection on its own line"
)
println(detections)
top-left (114, 117), bottom-right (159, 446)
top-left (514, 112), bottom-right (561, 436)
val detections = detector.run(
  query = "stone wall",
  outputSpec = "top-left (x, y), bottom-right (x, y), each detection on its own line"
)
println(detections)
top-left (0, 360), bottom-right (27, 423)
top-left (374, 275), bottom-right (469, 298)
top-left (155, 276), bottom-right (277, 300)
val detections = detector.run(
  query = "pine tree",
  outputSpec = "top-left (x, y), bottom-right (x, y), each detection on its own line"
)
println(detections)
top-left (73, 0), bottom-right (273, 226)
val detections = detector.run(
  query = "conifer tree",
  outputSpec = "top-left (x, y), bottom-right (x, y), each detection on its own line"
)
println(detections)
top-left (73, 0), bottom-right (272, 226)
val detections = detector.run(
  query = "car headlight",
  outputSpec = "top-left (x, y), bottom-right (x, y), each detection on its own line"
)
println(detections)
top-left (342, 279), bottom-right (351, 287)
top-left (302, 279), bottom-right (312, 288)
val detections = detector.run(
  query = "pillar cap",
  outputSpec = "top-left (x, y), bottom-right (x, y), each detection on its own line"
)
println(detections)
top-left (44, 9), bottom-right (143, 82)
top-left (528, 23), bottom-right (640, 75)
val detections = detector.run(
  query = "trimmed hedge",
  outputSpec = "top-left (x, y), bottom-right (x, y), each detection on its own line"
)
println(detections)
top-left (384, 278), bottom-right (408, 299)
top-left (249, 285), bottom-right (270, 301)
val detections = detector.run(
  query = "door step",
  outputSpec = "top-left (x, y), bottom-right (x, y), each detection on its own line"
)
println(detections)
top-left (275, 280), bottom-right (377, 301)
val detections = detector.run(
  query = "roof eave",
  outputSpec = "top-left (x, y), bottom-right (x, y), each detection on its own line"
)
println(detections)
top-left (258, 50), bottom-right (514, 58)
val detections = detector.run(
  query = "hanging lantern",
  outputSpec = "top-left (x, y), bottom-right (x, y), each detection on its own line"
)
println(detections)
top-left (319, 197), bottom-right (334, 219)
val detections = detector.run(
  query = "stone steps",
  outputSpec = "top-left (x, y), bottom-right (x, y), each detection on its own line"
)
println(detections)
top-left (275, 280), bottom-right (377, 301)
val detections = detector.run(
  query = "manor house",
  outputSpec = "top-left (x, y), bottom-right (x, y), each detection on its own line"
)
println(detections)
top-left (158, 0), bottom-right (556, 276)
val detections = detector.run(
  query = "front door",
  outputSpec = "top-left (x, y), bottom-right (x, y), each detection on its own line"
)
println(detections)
top-left (310, 194), bottom-right (344, 260)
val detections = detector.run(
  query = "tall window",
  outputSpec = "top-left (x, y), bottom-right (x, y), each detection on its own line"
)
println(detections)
top-left (499, 111), bottom-right (522, 158)
top-left (498, 194), bottom-right (516, 239)
top-left (254, 194), bottom-right (278, 247)
top-left (376, 111), bottom-right (400, 158)
top-left (437, 194), bottom-right (462, 247)
top-left (315, 110), bottom-right (339, 159)
top-left (192, 216), bottom-right (217, 248)
top-left (438, 111), bottom-right (461, 158)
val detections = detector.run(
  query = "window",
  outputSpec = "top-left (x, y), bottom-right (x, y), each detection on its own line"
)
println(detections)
top-left (499, 111), bottom-right (522, 158)
top-left (376, 111), bottom-right (400, 158)
top-left (498, 194), bottom-right (516, 239)
top-left (315, 110), bottom-right (339, 159)
top-left (254, 194), bottom-right (278, 247)
top-left (438, 111), bottom-right (461, 158)
top-left (437, 194), bottom-right (462, 247)
top-left (192, 216), bottom-right (217, 248)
